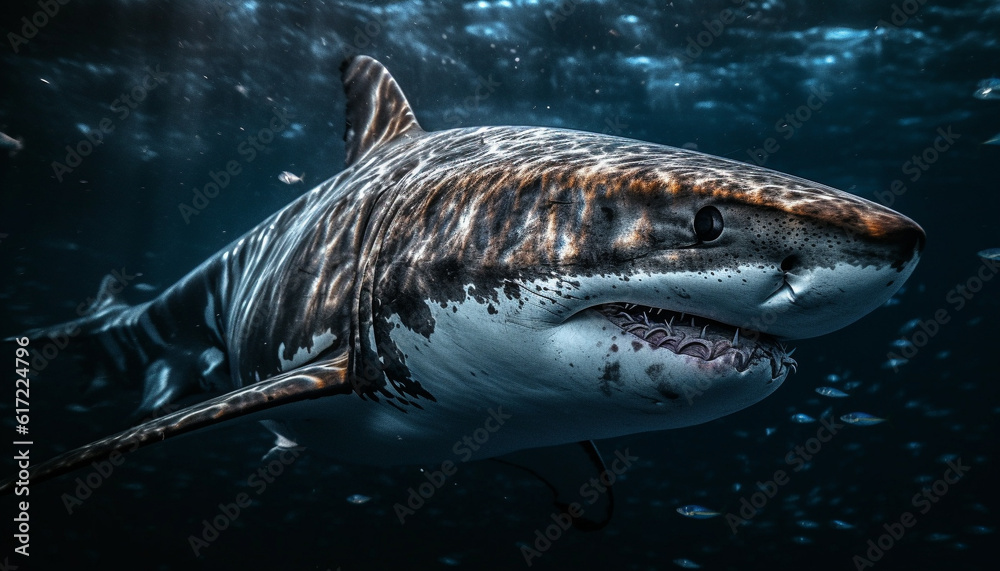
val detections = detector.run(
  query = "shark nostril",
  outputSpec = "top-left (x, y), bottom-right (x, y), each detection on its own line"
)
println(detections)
top-left (780, 254), bottom-right (801, 273)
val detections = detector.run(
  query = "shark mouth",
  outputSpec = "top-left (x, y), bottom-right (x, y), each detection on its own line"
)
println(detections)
top-left (595, 303), bottom-right (797, 381)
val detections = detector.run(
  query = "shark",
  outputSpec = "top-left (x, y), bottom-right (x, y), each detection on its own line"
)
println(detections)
top-left (2, 56), bottom-right (924, 528)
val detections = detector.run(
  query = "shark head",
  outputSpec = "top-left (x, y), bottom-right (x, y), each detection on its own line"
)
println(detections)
top-left (344, 57), bottom-right (925, 443)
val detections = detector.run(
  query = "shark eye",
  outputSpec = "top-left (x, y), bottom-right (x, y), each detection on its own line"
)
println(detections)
top-left (694, 206), bottom-right (724, 242)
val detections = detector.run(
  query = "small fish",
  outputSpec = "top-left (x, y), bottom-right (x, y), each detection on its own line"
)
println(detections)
top-left (278, 171), bottom-right (305, 184)
top-left (973, 78), bottom-right (1000, 100)
top-left (977, 248), bottom-right (1000, 261)
top-left (841, 412), bottom-right (886, 426)
top-left (984, 133), bottom-right (1000, 145)
top-left (898, 318), bottom-right (921, 335)
top-left (889, 338), bottom-right (914, 349)
top-left (791, 413), bottom-right (816, 423)
top-left (346, 493), bottom-right (371, 504)
top-left (796, 519), bottom-right (820, 529)
top-left (676, 505), bottom-right (720, 519)
top-left (673, 559), bottom-right (702, 569)
top-left (765, 426), bottom-right (777, 436)
top-left (831, 520), bottom-right (855, 530)
top-left (0, 131), bottom-right (23, 157)
top-left (815, 387), bottom-right (849, 398)
top-left (882, 357), bottom-right (909, 370)
top-left (825, 373), bottom-right (842, 383)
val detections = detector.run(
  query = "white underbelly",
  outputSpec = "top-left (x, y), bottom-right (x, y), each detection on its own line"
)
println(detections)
top-left (257, 275), bottom-right (789, 465)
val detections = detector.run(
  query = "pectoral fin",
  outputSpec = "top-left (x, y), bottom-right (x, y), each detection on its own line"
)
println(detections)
top-left (495, 440), bottom-right (614, 531)
top-left (0, 356), bottom-right (350, 495)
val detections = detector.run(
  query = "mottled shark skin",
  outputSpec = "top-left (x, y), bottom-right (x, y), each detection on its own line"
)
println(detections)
top-left (2, 57), bottom-right (924, 527)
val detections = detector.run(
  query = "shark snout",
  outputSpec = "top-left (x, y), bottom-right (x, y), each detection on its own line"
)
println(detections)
top-left (756, 210), bottom-right (925, 339)
top-left (904, 221), bottom-right (926, 253)
top-left (885, 215), bottom-right (925, 270)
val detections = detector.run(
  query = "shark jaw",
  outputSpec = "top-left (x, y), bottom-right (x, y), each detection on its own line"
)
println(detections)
top-left (593, 302), bottom-right (797, 382)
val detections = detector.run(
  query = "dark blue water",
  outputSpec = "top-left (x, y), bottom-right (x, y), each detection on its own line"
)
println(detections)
top-left (1, 0), bottom-right (998, 569)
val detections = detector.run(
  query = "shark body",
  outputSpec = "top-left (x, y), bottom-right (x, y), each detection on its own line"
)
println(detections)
top-left (3, 57), bottom-right (924, 525)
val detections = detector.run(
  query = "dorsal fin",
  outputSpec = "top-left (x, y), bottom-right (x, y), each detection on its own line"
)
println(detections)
top-left (340, 55), bottom-right (424, 166)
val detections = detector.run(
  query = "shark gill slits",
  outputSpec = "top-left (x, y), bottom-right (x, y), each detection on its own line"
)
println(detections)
top-left (693, 206), bottom-right (724, 242)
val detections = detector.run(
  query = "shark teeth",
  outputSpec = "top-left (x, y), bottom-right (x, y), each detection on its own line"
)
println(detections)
top-left (595, 302), bottom-right (796, 379)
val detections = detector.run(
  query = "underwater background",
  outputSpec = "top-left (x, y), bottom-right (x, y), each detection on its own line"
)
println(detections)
top-left (1, 0), bottom-right (998, 569)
